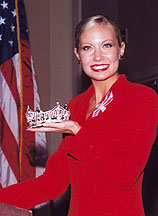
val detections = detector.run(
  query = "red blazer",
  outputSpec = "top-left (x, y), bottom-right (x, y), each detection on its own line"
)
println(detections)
top-left (0, 75), bottom-right (157, 216)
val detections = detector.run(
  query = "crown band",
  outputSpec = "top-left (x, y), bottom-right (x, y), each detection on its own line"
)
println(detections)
top-left (26, 102), bottom-right (70, 128)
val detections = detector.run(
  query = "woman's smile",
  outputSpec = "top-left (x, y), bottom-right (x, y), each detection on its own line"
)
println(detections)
top-left (90, 64), bottom-right (110, 72)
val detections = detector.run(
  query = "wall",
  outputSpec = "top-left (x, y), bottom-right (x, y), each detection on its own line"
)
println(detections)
top-left (119, 0), bottom-right (158, 84)
top-left (24, 0), bottom-right (51, 110)
top-left (24, 0), bottom-right (81, 155)
top-left (82, 0), bottom-right (119, 21)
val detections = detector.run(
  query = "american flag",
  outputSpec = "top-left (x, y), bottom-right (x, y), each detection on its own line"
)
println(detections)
top-left (0, 0), bottom-right (47, 188)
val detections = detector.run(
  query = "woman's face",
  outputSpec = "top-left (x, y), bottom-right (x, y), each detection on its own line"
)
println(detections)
top-left (74, 23), bottom-right (125, 84)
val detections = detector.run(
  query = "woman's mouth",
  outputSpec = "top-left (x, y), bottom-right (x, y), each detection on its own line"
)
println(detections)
top-left (90, 64), bottom-right (109, 72)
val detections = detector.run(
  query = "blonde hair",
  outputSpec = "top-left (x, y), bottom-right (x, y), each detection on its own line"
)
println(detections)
top-left (75, 15), bottom-right (122, 51)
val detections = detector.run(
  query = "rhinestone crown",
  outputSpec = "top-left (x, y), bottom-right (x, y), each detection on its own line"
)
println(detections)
top-left (26, 102), bottom-right (70, 128)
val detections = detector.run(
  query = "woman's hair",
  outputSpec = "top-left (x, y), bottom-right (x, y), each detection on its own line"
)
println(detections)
top-left (75, 15), bottom-right (122, 51)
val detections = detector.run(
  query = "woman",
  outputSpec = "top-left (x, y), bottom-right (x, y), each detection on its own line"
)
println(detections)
top-left (0, 15), bottom-right (157, 216)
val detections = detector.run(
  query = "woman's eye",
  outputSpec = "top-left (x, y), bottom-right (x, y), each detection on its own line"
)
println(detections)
top-left (103, 43), bottom-right (112, 48)
top-left (82, 46), bottom-right (92, 51)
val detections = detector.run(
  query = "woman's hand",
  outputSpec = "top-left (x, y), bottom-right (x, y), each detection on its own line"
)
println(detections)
top-left (26, 120), bottom-right (81, 135)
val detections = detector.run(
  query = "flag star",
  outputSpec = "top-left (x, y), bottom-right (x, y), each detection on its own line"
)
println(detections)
top-left (0, 1), bottom-right (8, 9)
top-left (11, 24), bottom-right (15, 32)
top-left (9, 40), bottom-right (13, 46)
top-left (0, 16), bottom-right (6, 25)
top-left (11, 9), bottom-right (16, 17)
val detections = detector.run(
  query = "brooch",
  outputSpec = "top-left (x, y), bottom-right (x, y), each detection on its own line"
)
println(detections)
top-left (92, 91), bottom-right (114, 117)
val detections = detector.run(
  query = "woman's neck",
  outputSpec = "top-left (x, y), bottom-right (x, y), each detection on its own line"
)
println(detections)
top-left (91, 74), bottom-right (119, 105)
top-left (86, 73), bottom-right (119, 120)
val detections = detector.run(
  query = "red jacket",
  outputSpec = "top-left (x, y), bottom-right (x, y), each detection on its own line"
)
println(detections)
top-left (0, 75), bottom-right (157, 216)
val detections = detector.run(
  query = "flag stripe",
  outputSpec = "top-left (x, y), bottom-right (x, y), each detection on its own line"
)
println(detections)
top-left (20, 39), bottom-right (36, 181)
top-left (0, 70), bottom-right (19, 145)
top-left (0, 146), bottom-right (17, 187)
top-left (12, 53), bottom-right (21, 97)
top-left (0, 59), bottom-right (20, 107)
top-left (0, 108), bottom-right (19, 181)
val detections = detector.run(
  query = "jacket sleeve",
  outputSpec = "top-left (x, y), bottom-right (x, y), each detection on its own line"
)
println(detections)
top-left (0, 140), bottom-right (70, 209)
top-left (68, 91), bottom-right (158, 190)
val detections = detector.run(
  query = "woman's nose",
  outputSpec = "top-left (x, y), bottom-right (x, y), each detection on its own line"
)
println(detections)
top-left (93, 48), bottom-right (102, 61)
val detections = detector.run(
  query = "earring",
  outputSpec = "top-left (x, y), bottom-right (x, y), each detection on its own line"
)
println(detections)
top-left (78, 60), bottom-right (81, 64)
top-left (119, 55), bottom-right (123, 60)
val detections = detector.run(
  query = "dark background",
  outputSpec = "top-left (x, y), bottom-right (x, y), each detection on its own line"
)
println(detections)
top-left (81, 0), bottom-right (158, 92)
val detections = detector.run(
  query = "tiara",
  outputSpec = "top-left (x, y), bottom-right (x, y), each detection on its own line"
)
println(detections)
top-left (26, 102), bottom-right (70, 128)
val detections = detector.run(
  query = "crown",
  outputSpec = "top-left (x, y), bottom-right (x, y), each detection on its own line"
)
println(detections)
top-left (26, 102), bottom-right (70, 128)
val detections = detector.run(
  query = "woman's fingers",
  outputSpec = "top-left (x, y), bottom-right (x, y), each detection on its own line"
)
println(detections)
top-left (42, 122), bottom-right (66, 129)
top-left (26, 126), bottom-right (62, 133)
top-left (26, 120), bottom-right (81, 135)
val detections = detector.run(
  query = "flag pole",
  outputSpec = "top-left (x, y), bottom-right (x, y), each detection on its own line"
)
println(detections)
top-left (15, 0), bottom-right (23, 182)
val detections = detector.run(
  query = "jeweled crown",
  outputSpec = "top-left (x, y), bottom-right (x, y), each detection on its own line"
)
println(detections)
top-left (26, 102), bottom-right (70, 128)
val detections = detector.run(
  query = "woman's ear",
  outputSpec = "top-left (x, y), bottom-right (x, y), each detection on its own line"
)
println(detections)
top-left (74, 48), bottom-right (80, 61)
top-left (120, 42), bottom-right (125, 57)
